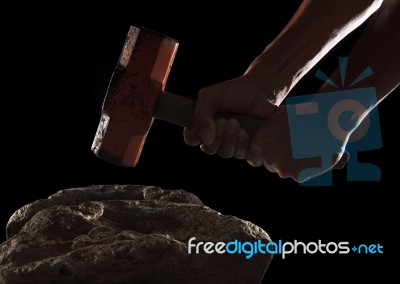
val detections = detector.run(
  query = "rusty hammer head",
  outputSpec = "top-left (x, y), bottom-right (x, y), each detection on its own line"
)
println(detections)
top-left (92, 26), bottom-right (179, 167)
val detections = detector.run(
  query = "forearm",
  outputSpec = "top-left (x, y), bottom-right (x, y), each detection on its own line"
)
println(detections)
top-left (319, 0), bottom-right (399, 107)
top-left (316, 0), bottom-right (400, 143)
top-left (343, 0), bottom-right (400, 104)
top-left (246, 0), bottom-right (383, 105)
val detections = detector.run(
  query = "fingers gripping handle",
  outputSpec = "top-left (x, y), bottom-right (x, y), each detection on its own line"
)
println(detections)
top-left (154, 92), bottom-right (264, 136)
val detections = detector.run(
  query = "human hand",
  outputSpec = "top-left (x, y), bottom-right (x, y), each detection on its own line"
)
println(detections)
top-left (184, 76), bottom-right (349, 182)
top-left (183, 75), bottom-right (277, 159)
top-left (246, 105), bottom-right (347, 182)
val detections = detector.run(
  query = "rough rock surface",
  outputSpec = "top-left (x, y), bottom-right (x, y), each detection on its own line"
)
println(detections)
top-left (0, 185), bottom-right (272, 284)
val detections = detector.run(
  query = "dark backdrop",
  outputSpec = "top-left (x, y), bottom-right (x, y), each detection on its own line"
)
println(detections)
top-left (2, 2), bottom-right (396, 282)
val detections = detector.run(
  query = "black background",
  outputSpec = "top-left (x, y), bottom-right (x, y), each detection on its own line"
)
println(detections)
top-left (2, 1), bottom-right (396, 282)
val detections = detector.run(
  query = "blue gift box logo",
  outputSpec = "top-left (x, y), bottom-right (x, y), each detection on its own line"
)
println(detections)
top-left (286, 57), bottom-right (382, 186)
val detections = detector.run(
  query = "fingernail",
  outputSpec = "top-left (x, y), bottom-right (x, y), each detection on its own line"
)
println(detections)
top-left (200, 128), bottom-right (213, 145)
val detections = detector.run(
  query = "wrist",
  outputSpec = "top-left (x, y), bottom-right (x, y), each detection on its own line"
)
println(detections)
top-left (244, 53), bottom-right (290, 106)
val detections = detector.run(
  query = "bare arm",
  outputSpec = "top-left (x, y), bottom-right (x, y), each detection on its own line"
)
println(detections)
top-left (245, 0), bottom-right (400, 181)
top-left (318, 0), bottom-right (400, 102)
top-left (246, 0), bottom-right (384, 105)
top-left (184, 0), bottom-right (394, 182)
top-left (185, 0), bottom-right (383, 150)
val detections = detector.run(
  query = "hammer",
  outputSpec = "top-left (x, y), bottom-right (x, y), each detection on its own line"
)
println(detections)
top-left (92, 26), bottom-right (263, 167)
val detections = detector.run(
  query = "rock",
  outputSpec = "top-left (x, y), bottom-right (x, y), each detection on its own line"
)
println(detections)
top-left (0, 185), bottom-right (272, 284)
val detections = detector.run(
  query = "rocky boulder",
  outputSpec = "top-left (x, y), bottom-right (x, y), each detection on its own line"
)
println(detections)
top-left (0, 185), bottom-right (272, 283)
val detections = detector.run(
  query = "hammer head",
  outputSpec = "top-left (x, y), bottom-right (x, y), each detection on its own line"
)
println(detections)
top-left (92, 26), bottom-right (179, 167)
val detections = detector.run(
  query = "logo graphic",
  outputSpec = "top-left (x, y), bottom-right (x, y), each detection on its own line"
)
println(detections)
top-left (286, 57), bottom-right (382, 186)
top-left (187, 237), bottom-right (384, 259)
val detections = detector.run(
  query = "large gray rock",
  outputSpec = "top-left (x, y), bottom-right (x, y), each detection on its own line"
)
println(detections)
top-left (0, 185), bottom-right (272, 283)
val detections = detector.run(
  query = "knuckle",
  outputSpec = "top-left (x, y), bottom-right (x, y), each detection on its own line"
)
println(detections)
top-left (227, 119), bottom-right (240, 130)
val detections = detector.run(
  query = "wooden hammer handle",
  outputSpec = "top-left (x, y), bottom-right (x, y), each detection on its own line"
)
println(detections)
top-left (154, 92), bottom-right (264, 136)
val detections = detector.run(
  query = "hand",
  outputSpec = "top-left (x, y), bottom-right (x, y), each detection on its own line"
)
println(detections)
top-left (184, 75), bottom-right (277, 159)
top-left (184, 75), bottom-right (348, 182)
top-left (246, 105), bottom-right (347, 182)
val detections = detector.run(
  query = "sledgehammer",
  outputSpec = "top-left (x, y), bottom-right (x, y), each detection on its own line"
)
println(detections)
top-left (92, 26), bottom-right (263, 167)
